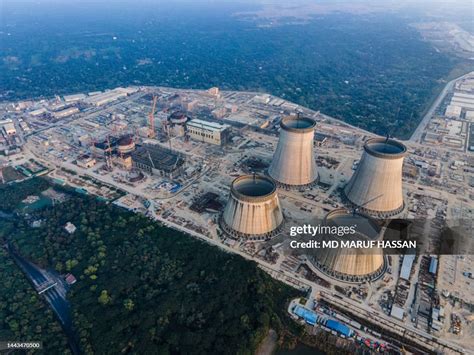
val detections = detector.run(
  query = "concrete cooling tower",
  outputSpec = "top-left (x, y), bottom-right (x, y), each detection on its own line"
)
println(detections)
top-left (221, 175), bottom-right (284, 239)
top-left (268, 115), bottom-right (318, 188)
top-left (310, 209), bottom-right (386, 283)
top-left (344, 138), bottom-right (407, 217)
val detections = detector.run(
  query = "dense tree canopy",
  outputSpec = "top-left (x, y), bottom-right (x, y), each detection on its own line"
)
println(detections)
top-left (0, 249), bottom-right (71, 354)
top-left (2, 179), bottom-right (300, 354)
top-left (1, 3), bottom-right (465, 138)
top-left (0, 178), bottom-right (50, 213)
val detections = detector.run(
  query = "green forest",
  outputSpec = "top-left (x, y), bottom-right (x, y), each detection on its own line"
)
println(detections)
top-left (0, 178), bottom-right (50, 212)
top-left (0, 248), bottom-right (71, 354)
top-left (2, 2), bottom-right (467, 138)
top-left (1, 178), bottom-right (301, 354)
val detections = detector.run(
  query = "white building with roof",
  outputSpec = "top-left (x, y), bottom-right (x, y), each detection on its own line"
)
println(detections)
top-left (465, 110), bottom-right (474, 121)
top-left (29, 108), bottom-right (48, 116)
top-left (390, 305), bottom-right (405, 320)
top-left (186, 119), bottom-right (230, 145)
top-left (64, 222), bottom-right (77, 234)
top-left (63, 93), bottom-right (87, 102)
top-left (53, 107), bottom-right (80, 119)
top-left (400, 254), bottom-right (415, 281)
top-left (3, 122), bottom-right (16, 136)
top-left (450, 92), bottom-right (474, 110)
top-left (445, 104), bottom-right (462, 118)
top-left (84, 87), bottom-right (137, 107)
top-left (253, 94), bottom-right (271, 104)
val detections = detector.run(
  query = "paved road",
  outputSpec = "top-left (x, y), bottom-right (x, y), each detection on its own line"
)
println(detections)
top-left (14, 153), bottom-right (462, 354)
top-left (145, 202), bottom-right (465, 354)
top-left (7, 244), bottom-right (80, 355)
top-left (18, 86), bottom-right (469, 353)
top-left (410, 72), bottom-right (473, 143)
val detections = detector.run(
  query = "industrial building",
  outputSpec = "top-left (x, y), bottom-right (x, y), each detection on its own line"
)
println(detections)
top-left (445, 105), bottom-right (462, 119)
top-left (309, 209), bottom-right (386, 283)
top-left (85, 87), bottom-right (137, 107)
top-left (344, 138), bottom-right (407, 217)
top-left (450, 92), bottom-right (474, 110)
top-left (221, 174), bottom-right (284, 240)
top-left (117, 135), bottom-right (136, 155)
top-left (211, 107), bottom-right (227, 119)
top-left (469, 124), bottom-right (474, 151)
top-left (167, 111), bottom-right (188, 137)
top-left (91, 136), bottom-right (119, 156)
top-left (115, 154), bottom-right (133, 170)
top-left (53, 107), bottom-right (80, 119)
top-left (324, 319), bottom-right (354, 337)
top-left (465, 110), bottom-right (474, 121)
top-left (207, 87), bottom-right (220, 97)
top-left (131, 143), bottom-right (185, 177)
top-left (293, 305), bottom-right (318, 325)
top-left (63, 94), bottom-right (87, 102)
top-left (268, 115), bottom-right (318, 188)
top-left (185, 99), bottom-right (199, 112)
top-left (2, 122), bottom-right (16, 136)
top-left (86, 91), bottom-right (127, 107)
top-left (390, 305), bottom-right (405, 320)
top-left (400, 254), bottom-right (415, 281)
top-left (429, 257), bottom-right (438, 275)
top-left (76, 154), bottom-right (96, 169)
top-left (187, 119), bottom-right (230, 145)
top-left (29, 108), bottom-right (48, 117)
top-left (253, 94), bottom-right (271, 104)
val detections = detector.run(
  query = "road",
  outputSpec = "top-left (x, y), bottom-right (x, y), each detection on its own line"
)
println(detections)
top-left (18, 145), bottom-right (466, 354)
top-left (289, 299), bottom-right (388, 351)
top-left (7, 244), bottom-right (80, 355)
top-left (145, 202), bottom-right (465, 354)
top-left (15, 86), bottom-right (469, 353)
top-left (410, 71), bottom-right (473, 143)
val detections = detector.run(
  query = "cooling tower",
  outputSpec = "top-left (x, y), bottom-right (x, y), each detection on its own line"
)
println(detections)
top-left (344, 138), bottom-right (407, 217)
top-left (310, 209), bottom-right (385, 283)
top-left (221, 175), bottom-right (284, 239)
top-left (268, 115), bottom-right (318, 188)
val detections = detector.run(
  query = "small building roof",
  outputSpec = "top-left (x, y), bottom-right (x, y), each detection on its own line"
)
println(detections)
top-left (314, 132), bottom-right (329, 143)
top-left (65, 273), bottom-right (77, 285)
top-left (390, 305), bottom-right (404, 320)
top-left (3, 123), bottom-right (16, 132)
top-left (63, 93), bottom-right (87, 102)
top-left (400, 254), bottom-right (415, 281)
top-left (325, 319), bottom-right (353, 337)
top-left (187, 119), bottom-right (230, 132)
top-left (429, 257), bottom-right (438, 274)
top-left (64, 222), bottom-right (77, 234)
top-left (293, 305), bottom-right (318, 325)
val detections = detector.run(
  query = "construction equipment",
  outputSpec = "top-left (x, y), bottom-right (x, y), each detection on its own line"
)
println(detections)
top-left (105, 135), bottom-right (113, 170)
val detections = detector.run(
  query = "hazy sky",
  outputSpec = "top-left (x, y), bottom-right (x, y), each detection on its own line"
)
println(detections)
top-left (1, 0), bottom-right (472, 4)
top-left (2, 0), bottom-right (472, 27)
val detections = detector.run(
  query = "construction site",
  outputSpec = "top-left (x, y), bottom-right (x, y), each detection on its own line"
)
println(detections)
top-left (1, 81), bottom-right (473, 354)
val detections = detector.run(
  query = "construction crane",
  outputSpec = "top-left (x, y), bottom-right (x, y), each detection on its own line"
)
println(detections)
top-left (105, 135), bottom-right (113, 170)
top-left (148, 95), bottom-right (158, 139)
